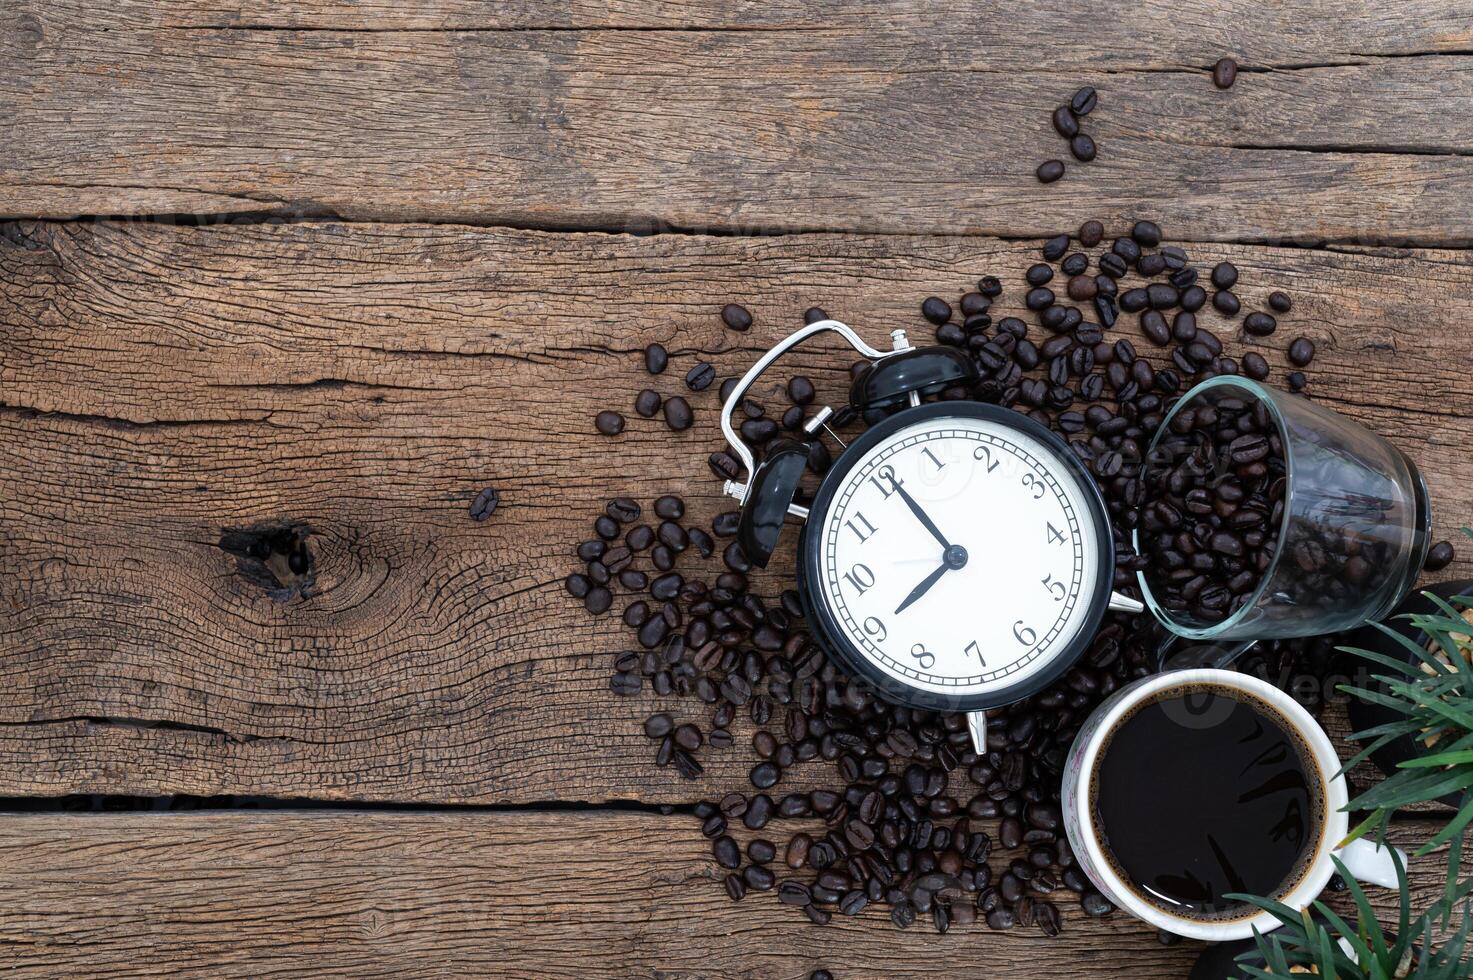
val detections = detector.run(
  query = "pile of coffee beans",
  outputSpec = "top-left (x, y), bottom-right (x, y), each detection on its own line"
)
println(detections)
top-left (564, 218), bottom-right (1380, 936)
top-left (1137, 393), bottom-right (1287, 624)
top-left (1037, 87), bottom-right (1099, 183)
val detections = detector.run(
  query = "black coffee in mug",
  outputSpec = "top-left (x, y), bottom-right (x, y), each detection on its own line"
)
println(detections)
top-left (1089, 683), bottom-right (1325, 920)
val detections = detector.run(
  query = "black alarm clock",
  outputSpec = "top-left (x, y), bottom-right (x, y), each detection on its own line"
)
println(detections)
top-left (717, 320), bottom-right (1144, 752)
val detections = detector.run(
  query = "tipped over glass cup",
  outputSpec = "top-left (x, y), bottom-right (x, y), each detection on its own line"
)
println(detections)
top-left (1134, 377), bottom-right (1431, 643)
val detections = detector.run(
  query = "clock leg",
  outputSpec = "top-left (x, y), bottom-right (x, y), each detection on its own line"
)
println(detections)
top-left (1108, 591), bottom-right (1145, 614)
top-left (966, 709), bottom-right (987, 755)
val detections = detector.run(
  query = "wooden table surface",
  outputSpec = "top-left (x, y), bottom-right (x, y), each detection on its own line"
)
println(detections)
top-left (3, 2), bottom-right (1472, 976)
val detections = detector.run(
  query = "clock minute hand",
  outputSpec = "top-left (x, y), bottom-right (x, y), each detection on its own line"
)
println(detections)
top-left (888, 479), bottom-right (951, 550)
top-left (895, 560), bottom-right (950, 615)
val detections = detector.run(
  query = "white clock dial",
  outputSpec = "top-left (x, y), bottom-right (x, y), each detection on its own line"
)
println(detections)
top-left (816, 414), bottom-right (1102, 698)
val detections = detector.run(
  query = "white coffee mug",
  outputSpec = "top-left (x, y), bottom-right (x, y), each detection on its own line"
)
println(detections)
top-left (1061, 668), bottom-right (1403, 942)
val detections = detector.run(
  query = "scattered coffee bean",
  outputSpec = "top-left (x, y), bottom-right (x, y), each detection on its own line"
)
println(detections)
top-left (595, 411), bottom-right (626, 435)
top-left (1243, 312), bottom-right (1277, 337)
top-left (1070, 86), bottom-right (1098, 115)
top-left (1213, 290), bottom-right (1241, 316)
top-left (644, 343), bottom-right (669, 374)
top-left (1288, 337), bottom-right (1315, 367)
top-left (1268, 291), bottom-right (1293, 313)
top-left (1052, 105), bottom-right (1079, 139)
top-left (1078, 220), bottom-right (1104, 247)
top-left (685, 362), bottom-right (716, 392)
top-left (922, 297), bottom-right (953, 325)
top-left (1211, 262), bottom-right (1238, 290)
top-left (635, 389), bottom-right (662, 418)
top-left (1069, 134), bottom-right (1097, 162)
top-left (1213, 57), bottom-right (1238, 89)
top-left (469, 487), bottom-right (499, 521)
top-left (804, 306), bottom-right (829, 324)
top-left (664, 396), bottom-right (694, 431)
top-left (1424, 540), bottom-right (1456, 571)
top-left (1036, 160), bottom-right (1065, 183)
top-left (721, 303), bottom-right (752, 331)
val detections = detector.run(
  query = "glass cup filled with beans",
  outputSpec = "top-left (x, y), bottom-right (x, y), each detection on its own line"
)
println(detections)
top-left (1134, 377), bottom-right (1431, 641)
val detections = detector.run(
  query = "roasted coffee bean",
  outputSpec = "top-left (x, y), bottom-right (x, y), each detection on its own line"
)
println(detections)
top-left (469, 487), bottom-right (499, 521)
top-left (1025, 288), bottom-right (1055, 311)
top-left (725, 874), bottom-right (746, 901)
top-left (634, 389), bottom-right (662, 418)
top-left (713, 835), bottom-right (741, 869)
top-left (744, 794), bottom-right (774, 829)
top-left (922, 297), bottom-right (953, 325)
top-left (1069, 134), bottom-right (1097, 162)
top-left (1242, 351), bottom-right (1271, 380)
top-left (722, 303), bottom-right (753, 331)
top-left (1180, 285), bottom-right (1206, 312)
top-left (803, 306), bottom-right (830, 325)
top-left (565, 574), bottom-right (591, 599)
top-left (1098, 253), bottom-right (1127, 279)
top-left (1268, 290), bottom-right (1293, 313)
top-left (749, 839), bottom-right (778, 864)
top-left (1078, 220), bottom-right (1104, 247)
top-left (1213, 290), bottom-right (1240, 316)
top-left (1287, 371), bottom-right (1307, 391)
top-left (1213, 57), bottom-right (1238, 89)
top-left (1026, 263), bottom-right (1055, 286)
top-left (644, 343), bottom-right (669, 374)
top-left (663, 396), bottom-right (694, 431)
top-left (595, 411), bottom-right (626, 435)
top-left (786, 376), bottom-right (816, 406)
top-left (1052, 105), bottom-right (1079, 138)
top-left (1288, 337), bottom-right (1315, 367)
top-left (1136, 252), bottom-right (1166, 277)
top-left (1036, 160), bottom-right (1065, 184)
top-left (1070, 86), bottom-right (1098, 115)
top-left (685, 362), bottom-right (716, 391)
top-left (1132, 221), bottom-right (1162, 247)
top-left (1424, 540), bottom-right (1456, 571)
top-left (1066, 276), bottom-right (1097, 302)
top-left (743, 865), bottom-right (775, 891)
top-left (1243, 311), bottom-right (1277, 336)
top-left (1081, 892), bottom-right (1113, 916)
top-left (1140, 311), bottom-right (1170, 347)
top-left (1211, 262), bottom-right (1238, 290)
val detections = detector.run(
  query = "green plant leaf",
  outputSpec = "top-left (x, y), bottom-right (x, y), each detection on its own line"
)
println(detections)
top-left (1397, 749), bottom-right (1473, 767)
top-left (1349, 766), bottom-right (1473, 810)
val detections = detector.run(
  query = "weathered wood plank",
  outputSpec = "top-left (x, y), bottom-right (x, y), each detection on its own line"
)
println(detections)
top-left (0, 220), bottom-right (1469, 803)
top-left (76, 0), bottom-right (1473, 46)
top-left (0, 811), bottom-right (1461, 978)
top-left (6, 4), bottom-right (1473, 239)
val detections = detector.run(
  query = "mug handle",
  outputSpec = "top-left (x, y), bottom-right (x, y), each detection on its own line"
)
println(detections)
top-left (1334, 837), bottom-right (1405, 889)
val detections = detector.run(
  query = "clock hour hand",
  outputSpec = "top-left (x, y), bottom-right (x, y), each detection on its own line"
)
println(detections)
top-left (895, 560), bottom-right (950, 615)
top-left (887, 479), bottom-right (951, 550)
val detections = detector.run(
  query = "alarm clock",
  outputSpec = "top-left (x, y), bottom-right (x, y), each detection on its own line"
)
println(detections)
top-left (718, 320), bottom-right (1144, 753)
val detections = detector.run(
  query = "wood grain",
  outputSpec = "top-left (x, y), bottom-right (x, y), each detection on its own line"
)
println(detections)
top-left (0, 811), bottom-right (1462, 978)
top-left (78, 0), bottom-right (1473, 42)
top-left (5, 3), bottom-right (1473, 240)
top-left (1, 220), bottom-right (1469, 804)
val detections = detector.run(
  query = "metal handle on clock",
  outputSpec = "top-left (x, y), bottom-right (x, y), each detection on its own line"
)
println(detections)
top-left (719, 320), bottom-right (894, 510)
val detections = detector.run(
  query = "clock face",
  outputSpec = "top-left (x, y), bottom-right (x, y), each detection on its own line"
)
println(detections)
top-left (805, 403), bottom-right (1110, 708)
